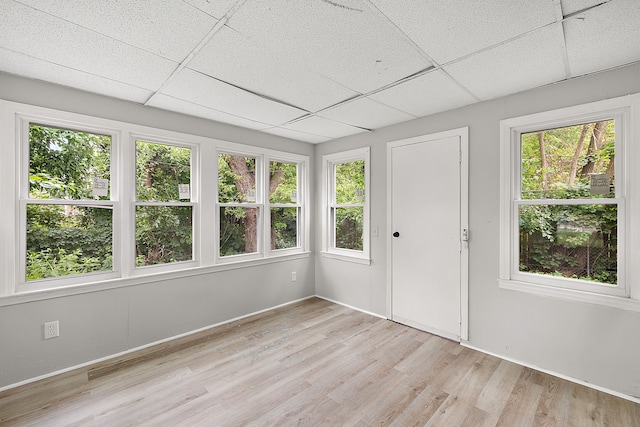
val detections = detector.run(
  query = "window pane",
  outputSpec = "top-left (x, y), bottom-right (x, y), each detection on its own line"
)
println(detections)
top-left (271, 207), bottom-right (298, 250)
top-left (26, 204), bottom-right (113, 280)
top-left (220, 207), bottom-right (259, 256)
top-left (519, 204), bottom-right (617, 284)
top-left (29, 124), bottom-right (111, 200)
top-left (334, 207), bottom-right (363, 251)
top-left (136, 141), bottom-right (191, 202)
top-left (218, 154), bottom-right (256, 203)
top-left (521, 120), bottom-right (614, 200)
top-left (135, 206), bottom-right (193, 266)
top-left (269, 161), bottom-right (298, 204)
top-left (335, 160), bottom-right (365, 204)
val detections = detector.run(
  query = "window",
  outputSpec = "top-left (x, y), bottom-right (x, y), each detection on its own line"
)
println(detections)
top-left (20, 122), bottom-right (117, 290)
top-left (216, 151), bottom-right (308, 260)
top-left (499, 95), bottom-right (640, 306)
top-left (322, 147), bottom-right (370, 262)
top-left (3, 101), bottom-right (309, 297)
top-left (135, 140), bottom-right (194, 268)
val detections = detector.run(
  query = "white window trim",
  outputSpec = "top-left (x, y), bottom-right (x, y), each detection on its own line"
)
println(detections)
top-left (130, 135), bottom-right (200, 275)
top-left (499, 93), bottom-right (640, 311)
top-left (0, 99), bottom-right (310, 301)
top-left (321, 147), bottom-right (370, 264)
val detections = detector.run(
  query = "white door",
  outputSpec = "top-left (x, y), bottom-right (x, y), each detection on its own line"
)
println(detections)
top-left (389, 129), bottom-right (467, 341)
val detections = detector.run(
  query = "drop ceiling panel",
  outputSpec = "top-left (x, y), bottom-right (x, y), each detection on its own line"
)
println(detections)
top-left (182, 0), bottom-right (240, 19)
top-left (227, 0), bottom-right (432, 94)
top-left (561, 0), bottom-right (605, 16)
top-left (188, 27), bottom-right (359, 112)
top-left (283, 115), bottom-right (365, 139)
top-left (160, 68), bottom-right (307, 126)
top-left (147, 94), bottom-right (272, 130)
top-left (369, 70), bottom-right (478, 117)
top-left (15, 0), bottom-right (217, 62)
top-left (0, 47), bottom-right (153, 103)
top-left (564, 0), bottom-right (640, 76)
top-left (0, 1), bottom-right (178, 90)
top-left (262, 126), bottom-right (331, 144)
top-left (444, 24), bottom-right (567, 101)
top-left (317, 97), bottom-right (415, 129)
top-left (370, 0), bottom-right (557, 65)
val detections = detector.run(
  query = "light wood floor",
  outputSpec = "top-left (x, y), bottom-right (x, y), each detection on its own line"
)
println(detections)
top-left (1, 297), bottom-right (639, 426)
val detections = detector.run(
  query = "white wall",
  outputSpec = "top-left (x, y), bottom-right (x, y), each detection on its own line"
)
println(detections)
top-left (314, 62), bottom-right (640, 399)
top-left (0, 73), bottom-right (315, 389)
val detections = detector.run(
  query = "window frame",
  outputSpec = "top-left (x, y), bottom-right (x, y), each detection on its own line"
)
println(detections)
top-left (215, 147), bottom-right (309, 263)
top-left (130, 135), bottom-right (199, 274)
top-left (322, 147), bottom-right (371, 264)
top-left (499, 94), bottom-right (640, 309)
top-left (17, 115), bottom-right (121, 292)
top-left (0, 100), bottom-right (310, 301)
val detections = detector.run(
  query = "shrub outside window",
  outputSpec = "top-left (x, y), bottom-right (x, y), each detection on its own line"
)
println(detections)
top-left (135, 140), bottom-right (194, 267)
top-left (22, 123), bottom-right (116, 287)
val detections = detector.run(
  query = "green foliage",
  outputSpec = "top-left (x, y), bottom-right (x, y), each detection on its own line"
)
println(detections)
top-left (333, 160), bottom-right (365, 251)
top-left (519, 120), bottom-right (617, 284)
top-left (29, 124), bottom-right (110, 199)
top-left (136, 141), bottom-right (190, 202)
top-left (135, 206), bottom-right (192, 266)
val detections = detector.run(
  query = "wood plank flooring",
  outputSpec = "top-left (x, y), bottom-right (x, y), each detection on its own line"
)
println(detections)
top-left (1, 297), bottom-right (639, 426)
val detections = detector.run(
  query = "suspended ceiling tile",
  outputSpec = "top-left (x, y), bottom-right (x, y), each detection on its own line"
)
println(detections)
top-left (16, 0), bottom-right (217, 62)
top-left (369, 70), bottom-right (478, 117)
top-left (227, 0), bottom-right (431, 94)
top-left (262, 126), bottom-right (331, 144)
top-left (0, 1), bottom-right (178, 90)
top-left (182, 0), bottom-right (242, 19)
top-left (561, 0), bottom-right (604, 16)
top-left (160, 68), bottom-right (307, 126)
top-left (317, 97), bottom-right (415, 130)
top-left (0, 47), bottom-right (153, 103)
top-left (188, 27), bottom-right (359, 113)
top-left (564, 0), bottom-right (640, 77)
top-left (282, 115), bottom-right (366, 139)
top-left (147, 94), bottom-right (272, 130)
top-left (370, 0), bottom-right (557, 64)
top-left (443, 25), bottom-right (567, 101)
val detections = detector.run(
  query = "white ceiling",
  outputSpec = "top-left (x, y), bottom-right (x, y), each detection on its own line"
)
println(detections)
top-left (1, 0), bottom-right (639, 143)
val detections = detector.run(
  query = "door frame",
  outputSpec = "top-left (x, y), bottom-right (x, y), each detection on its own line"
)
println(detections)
top-left (386, 127), bottom-right (469, 341)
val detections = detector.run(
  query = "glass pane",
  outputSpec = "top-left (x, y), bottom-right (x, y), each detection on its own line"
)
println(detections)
top-left (335, 160), bottom-right (365, 204)
top-left (269, 161), bottom-right (298, 204)
top-left (136, 141), bottom-right (191, 202)
top-left (26, 204), bottom-right (113, 280)
top-left (271, 207), bottom-right (298, 250)
top-left (334, 207), bottom-right (363, 251)
top-left (29, 124), bottom-right (111, 200)
top-left (220, 207), bottom-right (259, 256)
top-left (521, 120), bottom-right (615, 200)
top-left (135, 206), bottom-right (193, 266)
top-left (218, 153), bottom-right (256, 203)
top-left (519, 204), bottom-right (617, 284)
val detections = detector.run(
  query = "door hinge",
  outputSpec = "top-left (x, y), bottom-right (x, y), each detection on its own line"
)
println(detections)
top-left (462, 229), bottom-right (469, 242)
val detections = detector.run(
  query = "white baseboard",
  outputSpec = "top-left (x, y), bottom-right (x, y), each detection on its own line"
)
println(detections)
top-left (314, 294), bottom-right (387, 319)
top-left (461, 341), bottom-right (640, 405)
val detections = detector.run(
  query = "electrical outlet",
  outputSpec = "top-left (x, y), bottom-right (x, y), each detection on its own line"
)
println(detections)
top-left (44, 321), bottom-right (59, 339)
top-left (291, 271), bottom-right (297, 282)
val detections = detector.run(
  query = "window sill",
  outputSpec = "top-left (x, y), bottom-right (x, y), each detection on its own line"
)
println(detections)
top-left (320, 251), bottom-right (371, 265)
top-left (499, 279), bottom-right (640, 313)
top-left (0, 251), bottom-right (311, 307)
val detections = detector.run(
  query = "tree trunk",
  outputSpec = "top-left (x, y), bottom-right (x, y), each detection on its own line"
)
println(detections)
top-left (227, 155), bottom-right (257, 253)
top-left (580, 121), bottom-right (607, 178)
top-left (538, 133), bottom-right (548, 192)
top-left (569, 124), bottom-right (589, 185)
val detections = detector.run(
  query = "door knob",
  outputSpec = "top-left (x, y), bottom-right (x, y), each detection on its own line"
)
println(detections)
top-left (393, 231), bottom-right (400, 237)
